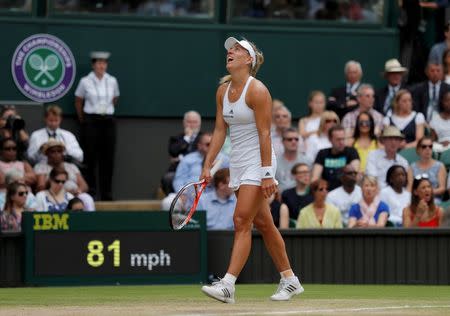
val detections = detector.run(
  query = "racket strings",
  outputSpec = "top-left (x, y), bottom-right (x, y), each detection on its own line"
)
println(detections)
top-left (170, 183), bottom-right (200, 229)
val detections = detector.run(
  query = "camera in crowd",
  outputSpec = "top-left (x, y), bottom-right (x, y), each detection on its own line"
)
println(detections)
top-left (5, 115), bottom-right (25, 131)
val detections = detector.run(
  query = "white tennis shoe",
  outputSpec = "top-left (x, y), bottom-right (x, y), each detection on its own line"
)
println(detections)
top-left (270, 276), bottom-right (304, 301)
top-left (201, 279), bottom-right (235, 304)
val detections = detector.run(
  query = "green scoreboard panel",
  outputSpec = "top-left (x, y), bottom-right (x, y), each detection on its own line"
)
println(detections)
top-left (22, 211), bottom-right (207, 285)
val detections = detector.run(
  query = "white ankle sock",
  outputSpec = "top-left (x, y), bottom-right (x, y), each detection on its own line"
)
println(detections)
top-left (222, 273), bottom-right (237, 285)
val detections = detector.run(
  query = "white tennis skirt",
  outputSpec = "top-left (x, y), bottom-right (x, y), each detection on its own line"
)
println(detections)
top-left (228, 158), bottom-right (278, 191)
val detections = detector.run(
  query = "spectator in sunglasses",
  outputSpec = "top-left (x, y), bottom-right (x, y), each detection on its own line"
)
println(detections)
top-left (276, 128), bottom-right (311, 193)
top-left (403, 175), bottom-right (443, 227)
top-left (348, 175), bottom-right (389, 228)
top-left (352, 111), bottom-right (379, 173)
top-left (0, 138), bottom-right (36, 188)
top-left (407, 136), bottom-right (447, 201)
top-left (35, 167), bottom-right (73, 212)
top-left (326, 164), bottom-right (362, 226)
top-left (0, 181), bottom-right (31, 232)
top-left (383, 90), bottom-right (425, 149)
top-left (296, 179), bottom-right (342, 229)
top-left (342, 84), bottom-right (384, 145)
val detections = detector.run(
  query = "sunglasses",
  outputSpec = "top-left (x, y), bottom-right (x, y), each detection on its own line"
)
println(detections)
top-left (358, 120), bottom-right (372, 127)
top-left (3, 146), bottom-right (17, 151)
top-left (344, 171), bottom-right (358, 176)
top-left (325, 119), bottom-right (337, 124)
top-left (420, 144), bottom-right (433, 149)
top-left (53, 179), bottom-right (66, 184)
top-left (17, 191), bottom-right (28, 197)
top-left (415, 173), bottom-right (429, 180)
top-left (283, 137), bottom-right (299, 142)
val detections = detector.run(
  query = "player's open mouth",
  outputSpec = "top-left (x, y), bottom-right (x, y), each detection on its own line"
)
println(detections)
top-left (227, 57), bottom-right (233, 63)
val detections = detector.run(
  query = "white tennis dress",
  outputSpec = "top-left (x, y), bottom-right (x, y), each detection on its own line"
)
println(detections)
top-left (222, 76), bottom-right (277, 190)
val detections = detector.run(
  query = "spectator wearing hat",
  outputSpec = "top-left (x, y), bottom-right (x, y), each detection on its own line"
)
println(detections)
top-left (342, 84), bottom-right (384, 145)
top-left (74, 51), bottom-right (119, 200)
top-left (327, 60), bottom-right (362, 119)
top-left (27, 105), bottom-right (83, 165)
top-left (34, 139), bottom-right (95, 211)
top-left (375, 58), bottom-right (408, 115)
top-left (410, 62), bottom-right (450, 121)
top-left (366, 126), bottom-right (409, 189)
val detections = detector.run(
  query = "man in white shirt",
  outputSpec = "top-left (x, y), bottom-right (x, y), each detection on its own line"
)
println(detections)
top-left (27, 105), bottom-right (83, 165)
top-left (326, 164), bottom-right (362, 226)
top-left (366, 126), bottom-right (409, 188)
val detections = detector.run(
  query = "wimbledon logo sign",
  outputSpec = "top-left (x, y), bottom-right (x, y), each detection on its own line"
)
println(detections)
top-left (11, 34), bottom-right (76, 103)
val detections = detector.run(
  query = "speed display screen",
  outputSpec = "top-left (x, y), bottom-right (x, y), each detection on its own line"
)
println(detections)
top-left (34, 231), bottom-right (199, 276)
top-left (22, 211), bottom-right (207, 285)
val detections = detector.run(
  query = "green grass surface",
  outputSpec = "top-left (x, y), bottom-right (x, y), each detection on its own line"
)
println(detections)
top-left (1, 284), bottom-right (450, 307)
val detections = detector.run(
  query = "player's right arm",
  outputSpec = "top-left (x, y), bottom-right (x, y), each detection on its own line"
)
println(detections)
top-left (201, 84), bottom-right (228, 182)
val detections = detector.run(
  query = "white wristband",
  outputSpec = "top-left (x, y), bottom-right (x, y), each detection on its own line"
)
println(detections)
top-left (261, 166), bottom-right (274, 179)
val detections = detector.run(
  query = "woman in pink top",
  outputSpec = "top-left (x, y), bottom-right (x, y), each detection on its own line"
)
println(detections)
top-left (0, 138), bottom-right (36, 187)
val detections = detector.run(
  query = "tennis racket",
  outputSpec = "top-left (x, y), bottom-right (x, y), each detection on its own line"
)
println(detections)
top-left (169, 160), bottom-right (222, 230)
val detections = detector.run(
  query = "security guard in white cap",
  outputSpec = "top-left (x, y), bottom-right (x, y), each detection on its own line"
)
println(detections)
top-left (74, 51), bottom-right (120, 200)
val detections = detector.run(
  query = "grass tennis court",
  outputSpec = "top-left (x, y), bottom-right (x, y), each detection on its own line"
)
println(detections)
top-left (1, 284), bottom-right (450, 315)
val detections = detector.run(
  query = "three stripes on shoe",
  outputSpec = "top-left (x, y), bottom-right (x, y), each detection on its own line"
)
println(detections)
top-left (221, 288), bottom-right (232, 298)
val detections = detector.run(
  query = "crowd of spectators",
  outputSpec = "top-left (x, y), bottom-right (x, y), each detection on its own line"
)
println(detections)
top-left (0, 104), bottom-right (93, 233)
top-left (159, 24), bottom-right (450, 230)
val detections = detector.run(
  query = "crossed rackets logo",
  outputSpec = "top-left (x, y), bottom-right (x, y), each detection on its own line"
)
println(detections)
top-left (29, 53), bottom-right (59, 83)
top-left (24, 48), bottom-right (64, 89)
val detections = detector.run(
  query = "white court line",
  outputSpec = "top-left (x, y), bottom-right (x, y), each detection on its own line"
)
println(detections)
top-left (177, 304), bottom-right (450, 316)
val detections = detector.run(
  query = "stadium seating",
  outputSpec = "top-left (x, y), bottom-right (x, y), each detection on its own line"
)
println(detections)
top-left (439, 149), bottom-right (450, 170)
top-left (398, 148), bottom-right (419, 164)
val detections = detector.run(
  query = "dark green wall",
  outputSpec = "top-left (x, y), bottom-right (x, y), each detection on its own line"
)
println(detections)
top-left (0, 17), bottom-right (398, 118)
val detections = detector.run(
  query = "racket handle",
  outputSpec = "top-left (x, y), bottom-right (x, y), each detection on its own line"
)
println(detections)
top-left (210, 158), bottom-right (223, 176)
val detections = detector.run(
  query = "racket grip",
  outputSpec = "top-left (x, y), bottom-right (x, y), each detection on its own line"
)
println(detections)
top-left (210, 158), bottom-right (223, 176)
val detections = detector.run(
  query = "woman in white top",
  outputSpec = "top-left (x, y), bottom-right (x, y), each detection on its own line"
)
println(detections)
top-left (383, 89), bottom-right (425, 149)
top-left (298, 90), bottom-right (326, 140)
top-left (200, 37), bottom-right (303, 303)
top-left (430, 90), bottom-right (450, 149)
top-left (35, 167), bottom-right (73, 212)
top-left (74, 51), bottom-right (119, 201)
top-left (380, 165), bottom-right (410, 227)
top-left (305, 110), bottom-right (339, 162)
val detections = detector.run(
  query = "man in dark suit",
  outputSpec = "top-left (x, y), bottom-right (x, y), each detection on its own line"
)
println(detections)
top-left (375, 59), bottom-right (408, 115)
top-left (410, 62), bottom-right (450, 121)
top-left (161, 110), bottom-right (202, 194)
top-left (327, 60), bottom-right (363, 119)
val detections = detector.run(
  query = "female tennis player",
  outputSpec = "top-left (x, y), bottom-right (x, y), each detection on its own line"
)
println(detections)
top-left (200, 37), bottom-right (303, 303)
